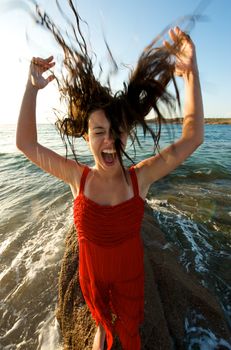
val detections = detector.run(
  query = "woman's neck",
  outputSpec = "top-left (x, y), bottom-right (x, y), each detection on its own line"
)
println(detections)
top-left (92, 164), bottom-right (126, 182)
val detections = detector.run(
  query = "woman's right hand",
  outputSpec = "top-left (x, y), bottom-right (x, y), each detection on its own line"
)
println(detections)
top-left (28, 56), bottom-right (55, 89)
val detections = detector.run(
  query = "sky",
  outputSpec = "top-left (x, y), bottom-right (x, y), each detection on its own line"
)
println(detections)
top-left (0, 0), bottom-right (231, 124)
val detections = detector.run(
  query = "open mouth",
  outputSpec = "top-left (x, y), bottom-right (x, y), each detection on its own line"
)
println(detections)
top-left (101, 149), bottom-right (117, 166)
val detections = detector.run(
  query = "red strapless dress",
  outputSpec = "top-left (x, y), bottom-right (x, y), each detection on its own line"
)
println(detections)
top-left (73, 165), bottom-right (145, 349)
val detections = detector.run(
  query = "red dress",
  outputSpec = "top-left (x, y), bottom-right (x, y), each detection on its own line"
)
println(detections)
top-left (73, 165), bottom-right (145, 350)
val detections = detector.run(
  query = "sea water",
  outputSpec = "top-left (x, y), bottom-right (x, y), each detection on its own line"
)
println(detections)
top-left (0, 123), bottom-right (230, 349)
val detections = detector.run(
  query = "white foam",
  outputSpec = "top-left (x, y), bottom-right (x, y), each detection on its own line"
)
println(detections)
top-left (0, 237), bottom-right (12, 255)
top-left (147, 198), bottom-right (211, 273)
top-left (185, 313), bottom-right (231, 350)
top-left (37, 313), bottom-right (63, 350)
top-left (193, 168), bottom-right (212, 175)
top-left (0, 200), bottom-right (73, 348)
top-left (0, 318), bottom-right (22, 340)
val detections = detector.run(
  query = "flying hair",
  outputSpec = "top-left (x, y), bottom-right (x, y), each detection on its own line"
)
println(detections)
top-left (12, 0), bottom-right (210, 176)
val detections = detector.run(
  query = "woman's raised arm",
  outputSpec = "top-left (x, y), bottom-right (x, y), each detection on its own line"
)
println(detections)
top-left (135, 27), bottom-right (204, 196)
top-left (16, 56), bottom-right (83, 187)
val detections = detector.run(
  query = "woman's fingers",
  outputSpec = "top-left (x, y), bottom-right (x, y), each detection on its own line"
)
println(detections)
top-left (163, 40), bottom-right (171, 50)
top-left (168, 27), bottom-right (178, 43)
top-left (46, 74), bottom-right (55, 83)
top-left (32, 56), bottom-right (53, 63)
top-left (168, 27), bottom-right (191, 45)
top-left (162, 27), bottom-right (196, 77)
top-left (31, 56), bottom-right (55, 69)
top-left (44, 55), bottom-right (54, 62)
top-left (29, 56), bottom-right (55, 89)
top-left (164, 27), bottom-right (185, 49)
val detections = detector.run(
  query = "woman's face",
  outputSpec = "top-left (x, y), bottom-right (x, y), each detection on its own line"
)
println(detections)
top-left (86, 109), bottom-right (128, 170)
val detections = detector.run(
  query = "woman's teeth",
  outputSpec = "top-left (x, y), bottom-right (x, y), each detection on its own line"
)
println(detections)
top-left (102, 149), bottom-right (116, 154)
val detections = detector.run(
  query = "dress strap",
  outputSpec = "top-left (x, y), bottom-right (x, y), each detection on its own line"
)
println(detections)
top-left (129, 166), bottom-right (139, 197)
top-left (79, 166), bottom-right (91, 194)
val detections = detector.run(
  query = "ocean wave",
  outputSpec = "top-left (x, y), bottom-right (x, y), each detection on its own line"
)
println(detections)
top-left (1, 124), bottom-right (230, 348)
top-left (147, 198), bottom-right (211, 273)
top-left (147, 197), bottom-right (231, 328)
top-left (0, 194), bottom-right (73, 349)
top-left (184, 310), bottom-right (231, 350)
top-left (172, 162), bottom-right (231, 182)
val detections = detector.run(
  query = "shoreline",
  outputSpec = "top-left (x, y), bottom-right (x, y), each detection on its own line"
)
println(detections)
top-left (1, 118), bottom-right (231, 126)
top-left (146, 118), bottom-right (231, 125)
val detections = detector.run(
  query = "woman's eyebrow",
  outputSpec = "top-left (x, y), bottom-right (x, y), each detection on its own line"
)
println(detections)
top-left (93, 126), bottom-right (105, 130)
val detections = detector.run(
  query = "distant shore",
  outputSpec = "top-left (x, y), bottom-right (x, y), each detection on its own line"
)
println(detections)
top-left (147, 118), bottom-right (231, 125)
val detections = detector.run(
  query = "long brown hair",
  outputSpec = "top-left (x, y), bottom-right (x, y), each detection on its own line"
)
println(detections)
top-left (25, 0), bottom-right (202, 175)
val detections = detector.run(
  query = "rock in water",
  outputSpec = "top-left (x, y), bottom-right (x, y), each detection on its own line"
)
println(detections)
top-left (56, 204), bottom-right (231, 349)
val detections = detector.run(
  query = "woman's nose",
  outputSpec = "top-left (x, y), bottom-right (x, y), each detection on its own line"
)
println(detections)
top-left (104, 131), bottom-right (114, 144)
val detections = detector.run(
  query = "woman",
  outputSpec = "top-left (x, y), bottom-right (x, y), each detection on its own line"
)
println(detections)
top-left (16, 11), bottom-right (203, 349)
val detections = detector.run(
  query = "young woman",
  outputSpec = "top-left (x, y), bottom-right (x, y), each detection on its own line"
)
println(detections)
top-left (16, 14), bottom-right (203, 350)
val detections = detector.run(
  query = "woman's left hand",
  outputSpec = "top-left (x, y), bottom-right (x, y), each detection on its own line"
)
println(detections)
top-left (164, 26), bottom-right (198, 77)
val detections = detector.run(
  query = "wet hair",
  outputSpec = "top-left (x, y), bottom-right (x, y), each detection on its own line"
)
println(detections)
top-left (26, 0), bottom-right (202, 177)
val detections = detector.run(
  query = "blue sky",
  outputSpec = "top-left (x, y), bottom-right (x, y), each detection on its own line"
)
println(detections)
top-left (0, 0), bottom-right (230, 124)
